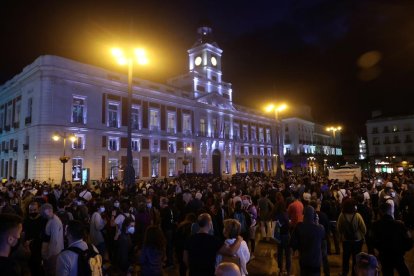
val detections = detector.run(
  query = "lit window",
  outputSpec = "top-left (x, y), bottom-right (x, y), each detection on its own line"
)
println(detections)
top-left (72, 158), bottom-right (83, 181)
top-left (72, 97), bottom-right (86, 124)
top-left (183, 114), bottom-right (191, 134)
top-left (167, 112), bottom-right (176, 133)
top-left (168, 141), bottom-right (176, 153)
top-left (108, 103), bottom-right (119, 128)
top-left (149, 109), bottom-right (159, 131)
top-left (132, 139), bottom-right (140, 152)
top-left (72, 134), bottom-right (85, 150)
top-left (108, 137), bottom-right (119, 151)
top-left (131, 106), bottom-right (140, 130)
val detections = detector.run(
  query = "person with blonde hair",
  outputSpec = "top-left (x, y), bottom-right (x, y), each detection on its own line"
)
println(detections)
top-left (218, 219), bottom-right (250, 276)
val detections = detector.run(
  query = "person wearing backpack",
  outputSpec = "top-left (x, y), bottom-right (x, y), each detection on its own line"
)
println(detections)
top-left (232, 201), bottom-right (251, 242)
top-left (337, 199), bottom-right (367, 276)
top-left (56, 220), bottom-right (102, 276)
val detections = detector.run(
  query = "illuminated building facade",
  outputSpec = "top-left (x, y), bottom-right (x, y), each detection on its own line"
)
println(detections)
top-left (0, 26), bottom-right (277, 182)
top-left (366, 114), bottom-right (414, 173)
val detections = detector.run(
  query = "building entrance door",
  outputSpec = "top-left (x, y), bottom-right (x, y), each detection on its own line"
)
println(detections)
top-left (212, 149), bottom-right (221, 176)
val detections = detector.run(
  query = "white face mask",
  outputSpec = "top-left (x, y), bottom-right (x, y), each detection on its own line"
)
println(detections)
top-left (127, 226), bottom-right (135, 234)
top-left (114, 202), bottom-right (120, 208)
top-left (99, 207), bottom-right (105, 213)
top-left (391, 192), bottom-right (396, 197)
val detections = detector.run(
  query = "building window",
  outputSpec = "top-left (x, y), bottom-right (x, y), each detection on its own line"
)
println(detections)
top-left (183, 114), bottom-right (191, 134)
top-left (267, 159), bottom-right (272, 171)
top-left (108, 137), bottom-right (119, 151)
top-left (251, 126), bottom-right (257, 141)
top-left (235, 145), bottom-right (241, 155)
top-left (252, 146), bottom-right (257, 155)
top-left (372, 127), bottom-right (378, 134)
top-left (260, 159), bottom-right (265, 172)
top-left (14, 101), bottom-right (21, 124)
top-left (132, 139), bottom-right (140, 152)
top-left (259, 128), bottom-right (264, 142)
top-left (167, 112), bottom-right (176, 133)
top-left (233, 124), bottom-right (240, 139)
top-left (236, 159), bottom-right (240, 173)
top-left (245, 159), bottom-right (249, 172)
top-left (151, 139), bottom-right (159, 152)
top-left (244, 146), bottom-right (249, 155)
top-left (72, 158), bottom-right (83, 181)
top-left (199, 118), bottom-right (206, 136)
top-left (109, 159), bottom-right (119, 179)
top-left (6, 105), bottom-right (12, 126)
top-left (168, 158), bottom-right (176, 176)
top-left (72, 97), bottom-right (86, 124)
top-left (267, 147), bottom-right (272, 156)
top-left (133, 159), bottom-right (139, 178)
top-left (224, 121), bottom-right (230, 138)
top-left (72, 134), bottom-right (85, 150)
top-left (253, 159), bottom-right (258, 171)
top-left (266, 129), bottom-right (271, 143)
top-left (0, 107), bottom-right (4, 129)
top-left (131, 106), bottom-right (140, 130)
top-left (108, 103), bottom-right (119, 128)
top-left (259, 147), bottom-right (265, 156)
top-left (168, 141), bottom-right (176, 153)
top-left (149, 109), bottom-right (159, 131)
top-left (242, 125), bottom-right (248, 141)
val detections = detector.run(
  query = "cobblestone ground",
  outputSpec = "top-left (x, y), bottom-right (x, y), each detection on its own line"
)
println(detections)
top-left (160, 230), bottom-right (414, 276)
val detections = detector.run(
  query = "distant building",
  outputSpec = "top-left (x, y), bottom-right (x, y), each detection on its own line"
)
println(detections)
top-left (366, 114), bottom-right (414, 173)
top-left (281, 116), bottom-right (342, 174)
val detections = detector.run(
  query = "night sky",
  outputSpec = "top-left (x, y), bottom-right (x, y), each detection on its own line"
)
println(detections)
top-left (1, 0), bottom-right (414, 136)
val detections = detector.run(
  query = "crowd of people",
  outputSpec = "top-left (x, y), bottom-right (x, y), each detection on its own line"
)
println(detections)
top-left (0, 170), bottom-right (413, 276)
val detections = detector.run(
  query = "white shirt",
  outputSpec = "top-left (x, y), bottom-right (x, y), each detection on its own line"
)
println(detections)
top-left (217, 239), bottom-right (250, 276)
top-left (79, 190), bottom-right (92, 202)
top-left (43, 214), bottom-right (64, 259)
top-left (114, 213), bottom-right (135, 240)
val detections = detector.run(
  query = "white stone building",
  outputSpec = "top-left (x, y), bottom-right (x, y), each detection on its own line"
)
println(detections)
top-left (0, 26), bottom-right (278, 182)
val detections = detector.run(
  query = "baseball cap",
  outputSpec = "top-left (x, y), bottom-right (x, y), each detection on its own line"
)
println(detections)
top-left (355, 252), bottom-right (378, 269)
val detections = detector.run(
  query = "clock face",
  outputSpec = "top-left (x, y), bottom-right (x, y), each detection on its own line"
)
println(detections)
top-left (211, 56), bottom-right (217, 66)
top-left (194, 56), bottom-right (202, 66)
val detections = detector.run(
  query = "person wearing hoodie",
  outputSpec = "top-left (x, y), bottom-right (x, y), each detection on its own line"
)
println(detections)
top-left (290, 206), bottom-right (325, 276)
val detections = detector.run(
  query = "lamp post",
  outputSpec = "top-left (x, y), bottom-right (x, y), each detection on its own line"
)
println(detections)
top-left (326, 126), bottom-right (342, 167)
top-left (52, 132), bottom-right (76, 184)
top-left (111, 47), bottom-right (148, 191)
top-left (183, 146), bottom-right (192, 174)
top-left (265, 103), bottom-right (287, 180)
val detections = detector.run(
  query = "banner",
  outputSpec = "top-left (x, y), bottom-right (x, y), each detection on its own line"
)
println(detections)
top-left (328, 168), bottom-right (361, 182)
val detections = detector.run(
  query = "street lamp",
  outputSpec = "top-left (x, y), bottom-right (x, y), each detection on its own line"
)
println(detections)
top-left (326, 126), bottom-right (342, 155)
top-left (111, 47), bottom-right (148, 191)
top-left (265, 103), bottom-right (288, 180)
top-left (183, 146), bottom-right (192, 174)
top-left (52, 132), bottom-right (76, 184)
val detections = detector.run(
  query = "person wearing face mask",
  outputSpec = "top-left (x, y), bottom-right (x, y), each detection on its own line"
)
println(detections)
top-left (90, 201), bottom-right (107, 257)
top-left (0, 213), bottom-right (23, 276)
top-left (23, 201), bottom-right (46, 275)
top-left (381, 187), bottom-right (396, 219)
top-left (41, 203), bottom-right (64, 276)
top-left (116, 217), bottom-right (136, 273)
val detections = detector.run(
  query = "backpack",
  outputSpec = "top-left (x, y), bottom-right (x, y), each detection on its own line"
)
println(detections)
top-left (343, 213), bottom-right (357, 241)
top-left (65, 244), bottom-right (103, 276)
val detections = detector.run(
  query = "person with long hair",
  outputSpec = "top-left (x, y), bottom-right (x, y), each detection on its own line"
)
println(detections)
top-left (139, 225), bottom-right (166, 276)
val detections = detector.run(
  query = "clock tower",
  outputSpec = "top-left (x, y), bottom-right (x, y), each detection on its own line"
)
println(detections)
top-left (187, 24), bottom-right (232, 101)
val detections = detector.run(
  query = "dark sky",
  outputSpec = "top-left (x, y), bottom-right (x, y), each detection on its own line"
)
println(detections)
top-left (1, 0), bottom-right (414, 136)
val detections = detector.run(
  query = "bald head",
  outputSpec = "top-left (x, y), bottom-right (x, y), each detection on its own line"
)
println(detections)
top-left (215, 262), bottom-right (241, 276)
